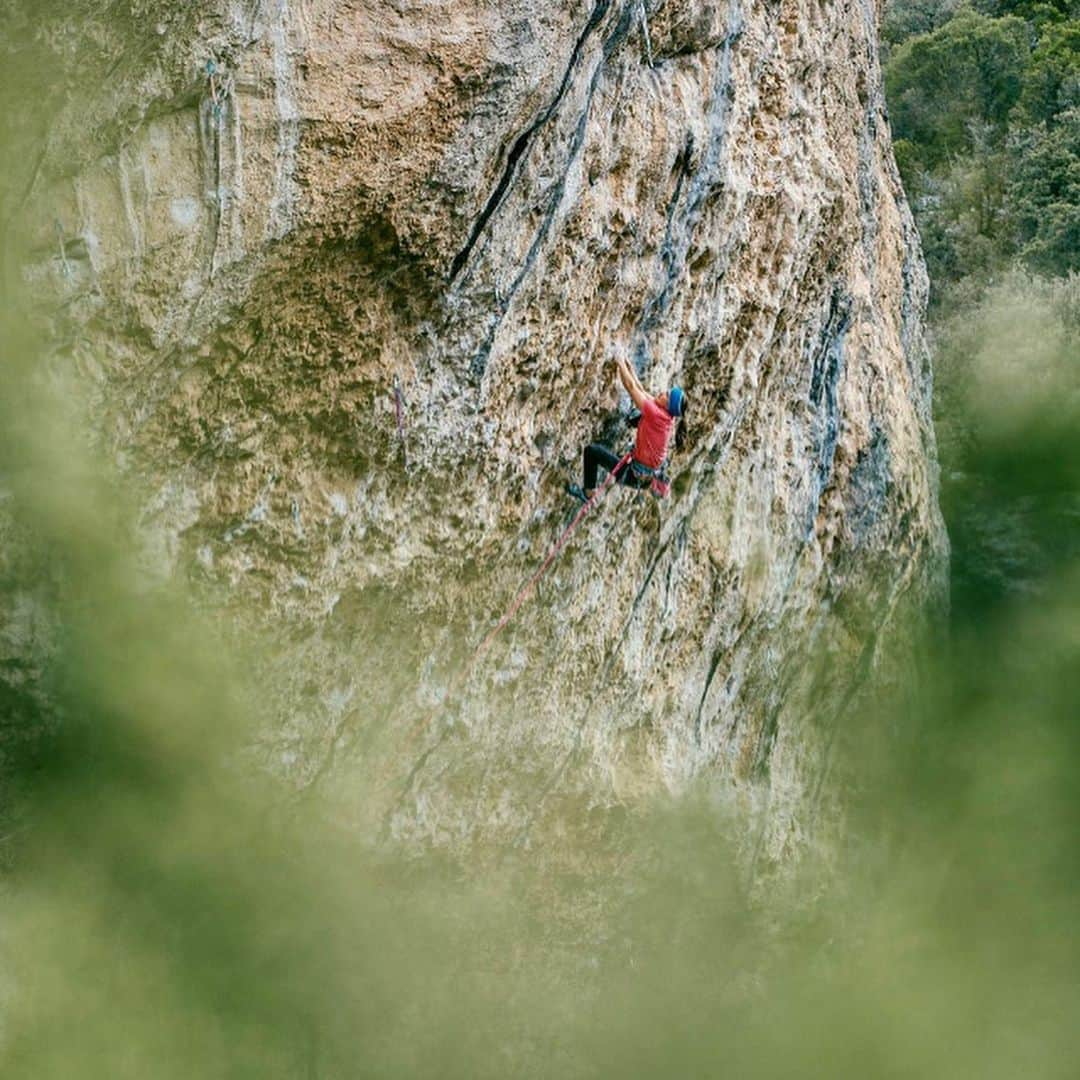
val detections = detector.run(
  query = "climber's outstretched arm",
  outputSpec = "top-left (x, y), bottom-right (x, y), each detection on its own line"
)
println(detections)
top-left (615, 356), bottom-right (649, 410)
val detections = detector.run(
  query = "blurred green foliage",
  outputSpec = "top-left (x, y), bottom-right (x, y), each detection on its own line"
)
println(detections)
top-left (0, 5), bottom-right (1078, 1077)
top-left (884, 0), bottom-right (1080, 619)
top-left (2, 292), bottom-right (1078, 1075)
top-left (933, 273), bottom-right (1080, 615)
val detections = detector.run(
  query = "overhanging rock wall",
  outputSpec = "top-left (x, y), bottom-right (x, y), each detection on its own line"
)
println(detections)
top-left (5, 0), bottom-right (947, 870)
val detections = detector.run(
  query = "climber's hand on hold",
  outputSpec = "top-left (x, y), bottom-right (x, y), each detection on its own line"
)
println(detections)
top-left (615, 354), bottom-right (648, 409)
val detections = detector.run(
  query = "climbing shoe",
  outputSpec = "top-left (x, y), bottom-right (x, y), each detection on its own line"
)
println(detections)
top-left (566, 483), bottom-right (589, 504)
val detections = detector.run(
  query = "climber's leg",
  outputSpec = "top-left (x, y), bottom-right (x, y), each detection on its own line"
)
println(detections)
top-left (583, 443), bottom-right (622, 492)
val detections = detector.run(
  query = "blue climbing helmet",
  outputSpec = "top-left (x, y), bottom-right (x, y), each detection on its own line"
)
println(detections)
top-left (667, 386), bottom-right (685, 417)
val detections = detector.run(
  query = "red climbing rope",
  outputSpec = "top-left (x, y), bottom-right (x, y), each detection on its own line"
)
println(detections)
top-left (461, 451), bottom-right (633, 679)
top-left (386, 452), bottom-right (633, 824)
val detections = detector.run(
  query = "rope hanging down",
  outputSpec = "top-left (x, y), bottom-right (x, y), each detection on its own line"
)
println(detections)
top-left (385, 452), bottom-right (633, 827)
top-left (461, 452), bottom-right (633, 680)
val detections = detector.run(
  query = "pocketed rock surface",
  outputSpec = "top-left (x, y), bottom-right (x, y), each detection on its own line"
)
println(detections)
top-left (3, 0), bottom-right (947, 875)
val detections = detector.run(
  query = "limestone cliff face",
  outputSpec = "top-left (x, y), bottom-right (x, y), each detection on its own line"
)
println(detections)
top-left (4, 0), bottom-right (946, 868)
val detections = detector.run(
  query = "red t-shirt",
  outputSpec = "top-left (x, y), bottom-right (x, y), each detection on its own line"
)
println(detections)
top-left (633, 397), bottom-right (674, 470)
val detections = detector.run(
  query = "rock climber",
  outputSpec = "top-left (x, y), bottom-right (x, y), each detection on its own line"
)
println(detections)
top-left (567, 350), bottom-right (687, 502)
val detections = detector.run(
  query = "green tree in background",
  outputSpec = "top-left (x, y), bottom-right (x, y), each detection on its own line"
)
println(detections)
top-left (1007, 111), bottom-right (1080, 273)
top-left (884, 0), bottom-right (1079, 613)
top-left (886, 9), bottom-right (1029, 170)
top-left (882, 0), bottom-right (964, 49)
top-left (975, 0), bottom-right (1077, 25)
top-left (885, 1), bottom-right (1080, 290)
top-left (1017, 22), bottom-right (1080, 124)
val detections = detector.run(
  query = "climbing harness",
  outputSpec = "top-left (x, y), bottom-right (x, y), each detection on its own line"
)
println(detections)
top-left (392, 376), bottom-right (410, 470)
top-left (629, 456), bottom-right (671, 499)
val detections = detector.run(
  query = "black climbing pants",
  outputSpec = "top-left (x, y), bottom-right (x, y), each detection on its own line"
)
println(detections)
top-left (583, 443), bottom-right (645, 491)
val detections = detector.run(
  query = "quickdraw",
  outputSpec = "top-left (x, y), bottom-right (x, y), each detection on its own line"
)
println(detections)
top-left (54, 219), bottom-right (72, 278)
top-left (638, 0), bottom-right (655, 69)
top-left (392, 376), bottom-right (410, 471)
top-left (206, 59), bottom-right (228, 121)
